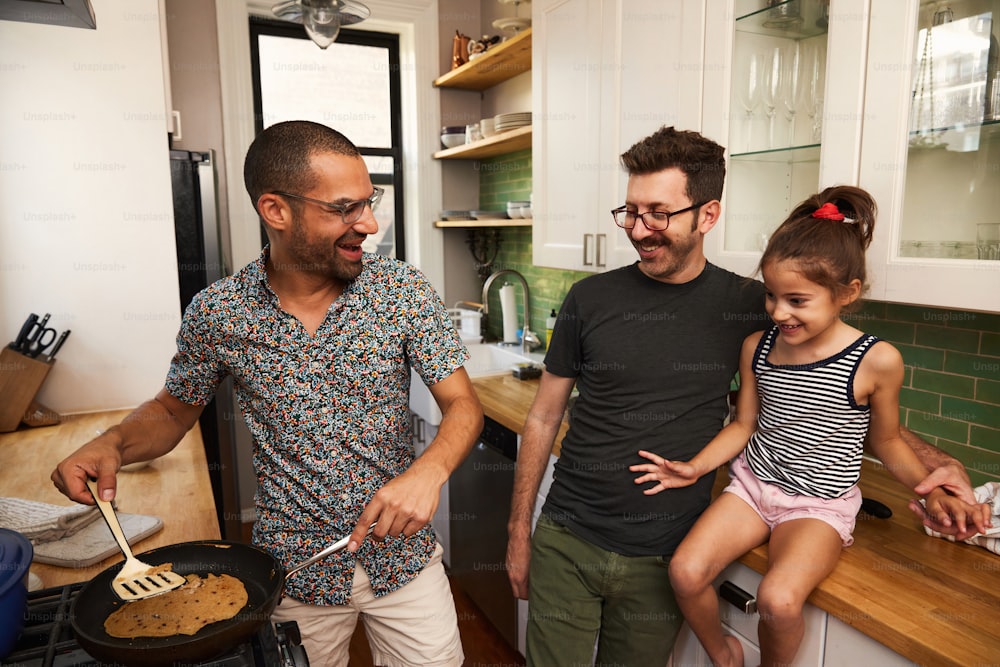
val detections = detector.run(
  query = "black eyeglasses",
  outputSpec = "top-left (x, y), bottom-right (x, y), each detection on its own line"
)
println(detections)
top-left (611, 201), bottom-right (708, 231)
top-left (273, 186), bottom-right (384, 224)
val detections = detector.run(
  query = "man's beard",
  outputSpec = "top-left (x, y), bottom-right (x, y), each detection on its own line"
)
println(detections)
top-left (287, 222), bottom-right (365, 283)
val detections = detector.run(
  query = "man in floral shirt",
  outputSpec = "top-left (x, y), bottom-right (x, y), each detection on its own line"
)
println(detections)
top-left (52, 121), bottom-right (483, 666)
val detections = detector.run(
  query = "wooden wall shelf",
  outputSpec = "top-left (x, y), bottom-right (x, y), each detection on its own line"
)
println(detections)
top-left (434, 125), bottom-right (531, 160)
top-left (434, 218), bottom-right (533, 228)
top-left (433, 28), bottom-right (532, 91)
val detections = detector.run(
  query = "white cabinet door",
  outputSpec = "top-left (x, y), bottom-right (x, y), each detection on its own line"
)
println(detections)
top-left (411, 415), bottom-right (449, 565)
top-left (532, 0), bottom-right (605, 271)
top-left (859, 0), bottom-right (1000, 312)
top-left (668, 562), bottom-right (825, 667)
top-left (410, 369), bottom-right (442, 425)
top-left (823, 615), bottom-right (912, 667)
top-left (533, 0), bottom-right (706, 272)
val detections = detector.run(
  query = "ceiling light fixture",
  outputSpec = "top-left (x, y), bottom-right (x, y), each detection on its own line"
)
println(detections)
top-left (271, 0), bottom-right (371, 49)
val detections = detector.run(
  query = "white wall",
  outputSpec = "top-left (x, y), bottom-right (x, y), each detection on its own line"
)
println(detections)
top-left (0, 0), bottom-right (181, 414)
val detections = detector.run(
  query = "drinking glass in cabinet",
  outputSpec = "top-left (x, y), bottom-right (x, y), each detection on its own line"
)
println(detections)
top-left (978, 223), bottom-right (1000, 260)
top-left (801, 41), bottom-right (824, 141)
top-left (780, 41), bottom-right (804, 147)
top-left (762, 46), bottom-right (783, 149)
top-left (723, 2), bottom-right (828, 253)
top-left (734, 52), bottom-right (763, 152)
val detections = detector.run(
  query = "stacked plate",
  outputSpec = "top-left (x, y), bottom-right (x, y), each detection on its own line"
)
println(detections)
top-left (440, 210), bottom-right (473, 221)
top-left (471, 210), bottom-right (508, 220)
top-left (494, 111), bottom-right (532, 133)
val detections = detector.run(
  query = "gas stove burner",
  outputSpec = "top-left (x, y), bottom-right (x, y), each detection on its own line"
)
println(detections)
top-left (1, 583), bottom-right (309, 667)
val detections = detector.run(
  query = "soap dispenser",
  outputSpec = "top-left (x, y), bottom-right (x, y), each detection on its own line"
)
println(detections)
top-left (546, 309), bottom-right (557, 348)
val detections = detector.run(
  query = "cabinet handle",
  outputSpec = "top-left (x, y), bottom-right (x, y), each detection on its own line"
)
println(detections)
top-left (583, 233), bottom-right (594, 266)
top-left (720, 580), bottom-right (757, 614)
top-left (596, 233), bottom-right (606, 268)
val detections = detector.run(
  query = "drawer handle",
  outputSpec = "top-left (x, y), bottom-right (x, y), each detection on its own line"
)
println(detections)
top-left (583, 233), bottom-right (594, 265)
top-left (720, 580), bottom-right (757, 614)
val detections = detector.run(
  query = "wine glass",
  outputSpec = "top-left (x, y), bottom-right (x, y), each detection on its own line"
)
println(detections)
top-left (801, 42), bottom-right (824, 141)
top-left (734, 52), bottom-right (762, 152)
top-left (761, 46), bottom-right (783, 149)
top-left (781, 42), bottom-right (802, 147)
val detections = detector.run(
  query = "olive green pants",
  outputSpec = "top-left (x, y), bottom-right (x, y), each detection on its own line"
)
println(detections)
top-left (526, 514), bottom-right (683, 667)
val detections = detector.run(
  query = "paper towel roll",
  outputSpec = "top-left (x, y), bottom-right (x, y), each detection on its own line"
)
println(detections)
top-left (500, 284), bottom-right (520, 343)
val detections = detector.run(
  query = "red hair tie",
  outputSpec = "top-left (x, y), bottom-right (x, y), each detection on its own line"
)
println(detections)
top-left (812, 202), bottom-right (845, 221)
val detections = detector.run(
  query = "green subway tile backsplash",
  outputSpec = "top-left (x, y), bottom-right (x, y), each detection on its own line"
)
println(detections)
top-left (473, 151), bottom-right (1000, 485)
top-left (944, 351), bottom-right (1000, 380)
top-left (942, 397), bottom-right (1000, 429)
top-left (899, 387), bottom-right (941, 414)
top-left (984, 332), bottom-right (1000, 357)
top-left (854, 318), bottom-right (914, 344)
top-left (911, 369), bottom-right (975, 399)
top-left (915, 324), bottom-right (981, 353)
top-left (979, 378), bottom-right (1000, 404)
top-left (892, 344), bottom-right (945, 371)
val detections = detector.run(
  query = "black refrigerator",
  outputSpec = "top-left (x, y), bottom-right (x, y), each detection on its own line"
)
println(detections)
top-left (169, 148), bottom-right (243, 540)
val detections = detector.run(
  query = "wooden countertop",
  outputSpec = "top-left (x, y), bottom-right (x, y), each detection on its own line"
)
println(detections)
top-left (471, 373), bottom-right (1000, 665)
top-left (0, 410), bottom-right (221, 588)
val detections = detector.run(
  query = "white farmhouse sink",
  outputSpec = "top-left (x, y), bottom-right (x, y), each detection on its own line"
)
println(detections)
top-left (410, 343), bottom-right (544, 425)
top-left (465, 343), bottom-right (543, 377)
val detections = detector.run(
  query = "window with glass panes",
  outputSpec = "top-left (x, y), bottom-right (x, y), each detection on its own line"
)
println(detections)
top-left (250, 18), bottom-right (404, 258)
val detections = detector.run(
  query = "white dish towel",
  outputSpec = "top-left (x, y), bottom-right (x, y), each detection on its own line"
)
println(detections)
top-left (0, 496), bottom-right (101, 544)
top-left (923, 481), bottom-right (1000, 555)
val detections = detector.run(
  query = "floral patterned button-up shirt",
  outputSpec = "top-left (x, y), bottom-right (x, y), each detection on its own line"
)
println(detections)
top-left (165, 248), bottom-right (468, 605)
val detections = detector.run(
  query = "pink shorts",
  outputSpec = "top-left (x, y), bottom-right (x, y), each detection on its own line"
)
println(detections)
top-left (724, 453), bottom-right (862, 547)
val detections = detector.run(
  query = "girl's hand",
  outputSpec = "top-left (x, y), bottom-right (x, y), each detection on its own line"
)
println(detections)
top-left (630, 450), bottom-right (700, 495)
top-left (919, 488), bottom-right (992, 540)
top-left (913, 463), bottom-right (977, 504)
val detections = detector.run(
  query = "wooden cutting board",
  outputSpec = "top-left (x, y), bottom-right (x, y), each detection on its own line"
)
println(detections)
top-left (32, 513), bottom-right (162, 568)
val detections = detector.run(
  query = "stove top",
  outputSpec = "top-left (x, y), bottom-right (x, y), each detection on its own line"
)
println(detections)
top-left (2, 583), bottom-right (308, 667)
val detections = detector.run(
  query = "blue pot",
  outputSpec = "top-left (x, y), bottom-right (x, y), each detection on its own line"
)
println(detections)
top-left (0, 528), bottom-right (32, 659)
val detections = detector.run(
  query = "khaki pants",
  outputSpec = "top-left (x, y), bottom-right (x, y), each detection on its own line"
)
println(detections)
top-left (271, 543), bottom-right (463, 667)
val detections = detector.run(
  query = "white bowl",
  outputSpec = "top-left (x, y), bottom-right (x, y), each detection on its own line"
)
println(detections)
top-left (519, 205), bottom-right (532, 218)
top-left (507, 206), bottom-right (523, 219)
top-left (441, 133), bottom-right (465, 149)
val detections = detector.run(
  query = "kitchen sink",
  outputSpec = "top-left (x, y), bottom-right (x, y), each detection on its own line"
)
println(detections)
top-left (410, 343), bottom-right (544, 425)
top-left (464, 342), bottom-right (544, 377)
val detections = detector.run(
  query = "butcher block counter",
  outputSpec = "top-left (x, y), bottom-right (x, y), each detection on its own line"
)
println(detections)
top-left (0, 409), bottom-right (221, 588)
top-left (470, 373), bottom-right (1000, 666)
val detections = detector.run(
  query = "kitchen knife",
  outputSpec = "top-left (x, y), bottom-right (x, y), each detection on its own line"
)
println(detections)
top-left (10, 313), bottom-right (38, 352)
top-left (47, 329), bottom-right (71, 360)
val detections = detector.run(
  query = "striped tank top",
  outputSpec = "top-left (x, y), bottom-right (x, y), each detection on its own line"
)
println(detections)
top-left (743, 326), bottom-right (879, 499)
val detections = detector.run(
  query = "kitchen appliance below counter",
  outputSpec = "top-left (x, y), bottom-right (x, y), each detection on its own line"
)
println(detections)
top-left (0, 581), bottom-right (307, 667)
top-left (449, 415), bottom-right (519, 650)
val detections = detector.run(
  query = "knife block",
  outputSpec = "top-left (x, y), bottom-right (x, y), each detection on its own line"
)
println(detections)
top-left (0, 347), bottom-right (55, 432)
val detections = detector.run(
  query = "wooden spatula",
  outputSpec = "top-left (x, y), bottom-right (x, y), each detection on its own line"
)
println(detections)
top-left (85, 478), bottom-right (186, 600)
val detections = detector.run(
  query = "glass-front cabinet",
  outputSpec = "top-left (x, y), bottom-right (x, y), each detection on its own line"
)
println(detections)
top-left (862, 0), bottom-right (999, 312)
top-left (703, 0), bottom-right (999, 313)
top-left (723, 0), bottom-right (828, 254)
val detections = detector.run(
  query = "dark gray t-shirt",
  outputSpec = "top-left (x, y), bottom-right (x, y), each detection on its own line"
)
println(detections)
top-left (542, 262), bottom-right (768, 557)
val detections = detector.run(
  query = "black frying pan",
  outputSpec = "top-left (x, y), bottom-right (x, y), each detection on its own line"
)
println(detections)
top-left (70, 540), bottom-right (284, 667)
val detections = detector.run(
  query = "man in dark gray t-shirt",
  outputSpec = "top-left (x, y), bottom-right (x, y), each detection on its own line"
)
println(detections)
top-left (506, 126), bottom-right (762, 667)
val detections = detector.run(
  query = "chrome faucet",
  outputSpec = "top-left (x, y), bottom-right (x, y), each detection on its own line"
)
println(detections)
top-left (481, 269), bottom-right (542, 353)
